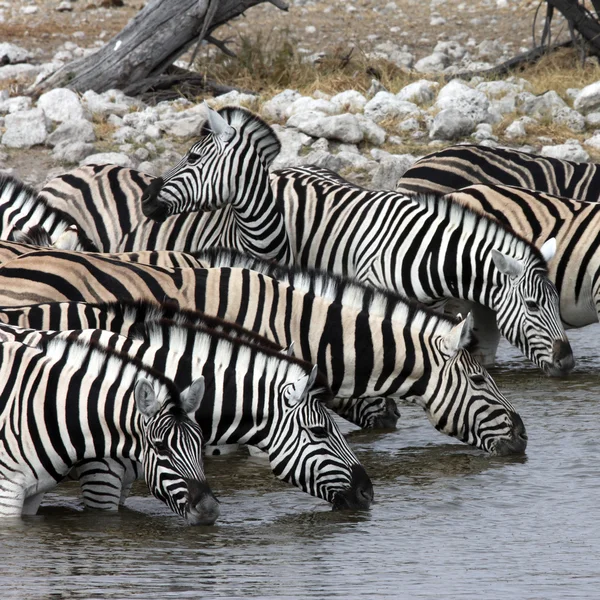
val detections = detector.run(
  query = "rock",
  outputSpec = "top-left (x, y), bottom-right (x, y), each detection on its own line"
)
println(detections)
top-left (330, 90), bottom-right (367, 113)
top-left (56, 1), bottom-right (73, 11)
top-left (46, 119), bottom-right (96, 147)
top-left (414, 52), bottom-right (450, 73)
top-left (477, 40), bottom-right (504, 59)
top-left (429, 108), bottom-right (476, 140)
top-left (286, 97), bottom-right (340, 118)
top-left (476, 81), bottom-right (521, 98)
top-left (80, 152), bottom-right (134, 168)
top-left (552, 107), bottom-right (586, 133)
top-left (270, 124), bottom-right (313, 170)
top-left (517, 90), bottom-right (566, 118)
top-left (303, 150), bottom-right (345, 172)
top-left (261, 89), bottom-right (302, 121)
top-left (584, 134), bottom-right (600, 151)
top-left (585, 112), bottom-right (600, 127)
top-left (364, 92), bottom-right (420, 122)
top-left (472, 123), bottom-right (498, 142)
top-left (397, 80), bottom-right (438, 105)
top-left (336, 151), bottom-right (373, 170)
top-left (489, 95), bottom-right (516, 115)
top-left (387, 50), bottom-right (415, 69)
top-left (367, 79), bottom-right (388, 99)
top-left (1, 108), bottom-right (49, 148)
top-left (430, 14), bottom-right (446, 26)
top-left (540, 141), bottom-right (589, 162)
top-left (0, 63), bottom-right (39, 82)
top-left (435, 80), bottom-right (491, 125)
top-left (53, 141), bottom-right (96, 163)
top-left (355, 114), bottom-right (386, 145)
top-left (145, 124), bottom-right (161, 139)
top-left (112, 126), bottom-right (137, 143)
top-left (21, 6), bottom-right (38, 14)
top-left (286, 112), bottom-right (364, 144)
top-left (81, 89), bottom-right (136, 117)
top-left (122, 109), bottom-right (158, 130)
top-left (433, 41), bottom-right (466, 61)
top-left (371, 154), bottom-right (417, 190)
top-left (156, 115), bottom-right (204, 138)
top-left (0, 43), bottom-right (33, 64)
top-left (504, 117), bottom-right (535, 139)
top-left (0, 96), bottom-right (32, 114)
top-left (574, 81), bottom-right (600, 114)
top-left (38, 88), bottom-right (87, 123)
top-left (396, 117), bottom-right (420, 132)
top-left (209, 90), bottom-right (258, 110)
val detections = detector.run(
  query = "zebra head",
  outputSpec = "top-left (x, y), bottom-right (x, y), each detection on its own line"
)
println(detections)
top-left (136, 376), bottom-right (220, 525)
top-left (492, 238), bottom-right (574, 377)
top-left (430, 314), bottom-right (527, 456)
top-left (140, 105), bottom-right (280, 222)
top-left (264, 365), bottom-right (374, 510)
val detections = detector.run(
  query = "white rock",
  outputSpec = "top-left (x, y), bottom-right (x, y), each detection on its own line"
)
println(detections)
top-left (490, 95), bottom-right (516, 115)
top-left (336, 151), bottom-right (372, 170)
top-left (540, 141), bottom-right (589, 162)
top-left (112, 126), bottom-right (137, 143)
top-left (429, 108), bottom-right (476, 140)
top-left (80, 152), bottom-right (134, 168)
top-left (156, 115), bottom-right (204, 138)
top-left (364, 92), bottom-right (420, 122)
top-left (477, 40), bottom-right (504, 59)
top-left (145, 124), bottom-right (161, 139)
top-left (0, 43), bottom-right (32, 64)
top-left (81, 89), bottom-right (135, 117)
top-left (355, 114), bottom-right (386, 145)
top-left (56, 1), bottom-right (73, 11)
top-left (38, 88), bottom-right (87, 123)
top-left (46, 119), bottom-right (96, 147)
top-left (371, 155), bottom-right (417, 190)
top-left (584, 134), bottom-right (600, 151)
top-left (397, 80), bottom-right (438, 105)
top-left (476, 81), bottom-right (521, 98)
top-left (286, 97), bottom-right (340, 118)
top-left (0, 63), bottom-right (39, 82)
top-left (433, 41), bottom-right (466, 61)
top-left (472, 123), bottom-right (498, 142)
top-left (552, 107), bottom-right (586, 133)
top-left (387, 50), bottom-right (414, 69)
top-left (271, 124), bottom-right (313, 170)
top-left (367, 79), bottom-right (388, 99)
top-left (53, 141), bottom-right (96, 163)
top-left (286, 112), bottom-right (364, 144)
top-left (574, 81), bottom-right (600, 114)
top-left (303, 150), bottom-right (345, 172)
top-left (505, 118), bottom-right (528, 138)
top-left (122, 110), bottom-right (158, 130)
top-left (435, 80), bottom-right (491, 125)
top-left (330, 90), bottom-right (367, 113)
top-left (396, 117), bottom-right (420, 132)
top-left (0, 96), bottom-right (31, 114)
top-left (1, 108), bottom-right (48, 148)
top-left (209, 91), bottom-right (258, 110)
top-left (261, 89), bottom-right (302, 121)
top-left (414, 52), bottom-right (450, 73)
top-left (430, 15), bottom-right (446, 26)
top-left (21, 6), bottom-right (38, 14)
top-left (517, 90), bottom-right (566, 118)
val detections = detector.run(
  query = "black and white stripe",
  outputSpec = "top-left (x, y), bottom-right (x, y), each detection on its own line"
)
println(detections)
top-left (0, 250), bottom-right (527, 455)
top-left (0, 334), bottom-right (216, 524)
top-left (0, 319), bottom-right (373, 511)
top-left (396, 143), bottom-right (600, 200)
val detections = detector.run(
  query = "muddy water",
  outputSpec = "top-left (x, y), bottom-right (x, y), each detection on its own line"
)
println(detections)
top-left (2, 327), bottom-right (600, 599)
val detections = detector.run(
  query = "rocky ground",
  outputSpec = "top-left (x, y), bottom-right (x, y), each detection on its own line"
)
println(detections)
top-left (2, 0), bottom-right (600, 190)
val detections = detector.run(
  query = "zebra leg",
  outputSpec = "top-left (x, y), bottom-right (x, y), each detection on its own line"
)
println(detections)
top-left (0, 477), bottom-right (27, 517)
top-left (71, 459), bottom-right (127, 511)
top-left (119, 461), bottom-right (143, 506)
top-left (22, 491), bottom-right (45, 516)
top-left (328, 396), bottom-right (400, 429)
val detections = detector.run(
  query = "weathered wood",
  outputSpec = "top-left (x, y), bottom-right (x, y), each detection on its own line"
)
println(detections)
top-left (34, 0), bottom-right (287, 95)
top-left (546, 0), bottom-right (600, 52)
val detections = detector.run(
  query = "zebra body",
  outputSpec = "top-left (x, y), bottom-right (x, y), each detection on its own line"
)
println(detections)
top-left (396, 143), bottom-right (600, 200)
top-left (0, 334), bottom-right (216, 523)
top-left (0, 320), bottom-right (373, 511)
top-left (444, 184), bottom-right (600, 328)
top-left (0, 253), bottom-right (527, 454)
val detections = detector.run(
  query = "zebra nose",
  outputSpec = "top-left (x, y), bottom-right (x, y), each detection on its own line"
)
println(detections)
top-left (332, 464), bottom-right (374, 511)
top-left (551, 339), bottom-right (575, 375)
top-left (141, 177), bottom-right (169, 221)
top-left (493, 412), bottom-right (528, 456)
top-left (185, 479), bottom-right (220, 526)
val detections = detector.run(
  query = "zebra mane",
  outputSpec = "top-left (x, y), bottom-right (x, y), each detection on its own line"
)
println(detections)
top-left (195, 247), bottom-right (462, 337)
top-left (140, 318), bottom-right (331, 393)
top-left (218, 106), bottom-right (281, 168)
top-left (39, 335), bottom-right (185, 413)
top-left (413, 192), bottom-right (546, 266)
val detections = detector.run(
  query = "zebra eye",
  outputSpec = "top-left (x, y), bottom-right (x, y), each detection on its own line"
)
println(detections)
top-left (309, 426), bottom-right (329, 439)
top-left (152, 439), bottom-right (169, 454)
top-left (470, 374), bottom-right (486, 385)
top-left (525, 300), bottom-right (539, 311)
top-left (187, 153), bottom-right (201, 163)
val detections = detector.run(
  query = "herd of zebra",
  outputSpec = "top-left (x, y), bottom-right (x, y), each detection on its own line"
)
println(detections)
top-left (1, 103), bottom-right (598, 526)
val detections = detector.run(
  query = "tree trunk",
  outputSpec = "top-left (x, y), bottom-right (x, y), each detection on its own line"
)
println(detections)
top-left (546, 0), bottom-right (600, 54)
top-left (34, 0), bottom-right (287, 95)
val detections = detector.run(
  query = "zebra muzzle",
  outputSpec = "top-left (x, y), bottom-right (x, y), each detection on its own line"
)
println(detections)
top-left (185, 478), bottom-right (220, 526)
top-left (141, 177), bottom-right (169, 222)
top-left (332, 464), bottom-right (374, 511)
top-left (550, 339), bottom-right (575, 376)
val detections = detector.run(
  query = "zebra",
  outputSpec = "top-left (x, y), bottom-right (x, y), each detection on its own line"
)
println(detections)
top-left (435, 183), bottom-right (600, 329)
top-left (38, 107), bottom-right (291, 262)
top-left (0, 252), bottom-right (528, 454)
top-left (0, 332), bottom-right (218, 524)
top-left (0, 319), bottom-right (374, 512)
top-left (0, 174), bottom-right (93, 250)
top-left (395, 143), bottom-right (600, 200)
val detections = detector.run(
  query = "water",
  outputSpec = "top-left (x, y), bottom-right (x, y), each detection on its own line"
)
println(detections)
top-left (2, 327), bottom-right (600, 599)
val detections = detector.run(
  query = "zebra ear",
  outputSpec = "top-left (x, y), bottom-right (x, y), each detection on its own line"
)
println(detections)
top-left (180, 376), bottom-right (205, 415)
top-left (442, 313), bottom-right (474, 355)
top-left (289, 365), bottom-right (319, 403)
top-left (204, 102), bottom-right (235, 142)
top-left (281, 341), bottom-right (295, 357)
top-left (492, 249), bottom-right (524, 279)
top-left (540, 237), bottom-right (557, 263)
top-left (134, 378), bottom-right (160, 418)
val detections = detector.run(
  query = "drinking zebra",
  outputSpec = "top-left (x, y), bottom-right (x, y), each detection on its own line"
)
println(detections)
top-left (37, 109), bottom-right (571, 374)
top-left (0, 333), bottom-right (217, 523)
top-left (437, 183), bottom-right (600, 329)
top-left (395, 143), bottom-right (600, 200)
top-left (0, 319), bottom-right (374, 511)
top-left (0, 249), bottom-right (527, 454)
